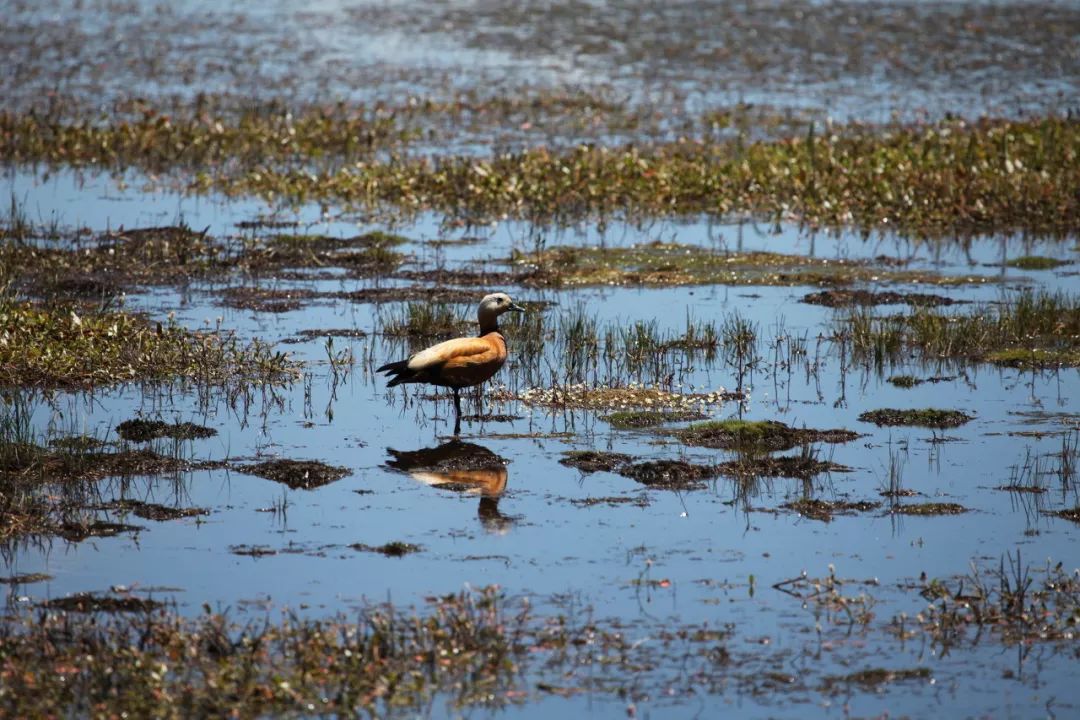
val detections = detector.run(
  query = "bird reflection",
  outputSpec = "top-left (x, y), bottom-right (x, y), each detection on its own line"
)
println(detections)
top-left (385, 441), bottom-right (515, 532)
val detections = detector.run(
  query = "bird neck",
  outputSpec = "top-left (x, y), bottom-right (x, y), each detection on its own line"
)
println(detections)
top-left (478, 311), bottom-right (500, 335)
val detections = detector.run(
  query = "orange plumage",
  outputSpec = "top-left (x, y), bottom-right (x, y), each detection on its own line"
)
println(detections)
top-left (377, 292), bottom-right (524, 432)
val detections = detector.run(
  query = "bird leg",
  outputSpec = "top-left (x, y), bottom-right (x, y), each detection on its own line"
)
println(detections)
top-left (452, 388), bottom-right (462, 436)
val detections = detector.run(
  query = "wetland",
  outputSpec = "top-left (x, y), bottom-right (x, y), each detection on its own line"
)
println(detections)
top-left (2, 1), bottom-right (1079, 718)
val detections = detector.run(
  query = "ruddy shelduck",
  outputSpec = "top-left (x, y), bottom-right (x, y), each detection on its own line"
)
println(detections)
top-left (377, 292), bottom-right (525, 433)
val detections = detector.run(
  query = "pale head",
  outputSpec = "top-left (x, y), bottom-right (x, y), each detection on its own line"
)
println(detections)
top-left (477, 292), bottom-right (525, 332)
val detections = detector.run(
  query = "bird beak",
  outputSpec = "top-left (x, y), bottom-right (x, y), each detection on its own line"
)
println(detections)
top-left (509, 302), bottom-right (526, 313)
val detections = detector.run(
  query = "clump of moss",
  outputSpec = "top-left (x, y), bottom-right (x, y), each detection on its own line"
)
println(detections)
top-left (1005, 256), bottom-right (1067, 270)
top-left (679, 419), bottom-right (860, 451)
top-left (0, 302), bottom-right (299, 389)
top-left (603, 409), bottom-right (706, 429)
top-left (237, 459), bottom-right (351, 490)
top-left (116, 419), bottom-right (216, 443)
top-left (858, 408), bottom-right (973, 429)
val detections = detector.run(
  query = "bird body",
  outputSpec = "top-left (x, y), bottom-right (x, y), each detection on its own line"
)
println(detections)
top-left (378, 292), bottom-right (524, 433)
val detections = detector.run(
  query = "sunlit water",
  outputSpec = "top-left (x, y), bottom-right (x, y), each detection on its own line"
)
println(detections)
top-left (3, 168), bottom-right (1079, 716)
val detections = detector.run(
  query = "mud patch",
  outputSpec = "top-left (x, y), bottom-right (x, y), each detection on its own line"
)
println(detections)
top-left (679, 420), bottom-right (861, 451)
top-left (618, 460), bottom-right (716, 491)
top-left (781, 498), bottom-right (881, 522)
top-left (559, 450), bottom-right (634, 474)
top-left (802, 289), bottom-right (959, 308)
top-left (42, 593), bottom-right (165, 613)
top-left (237, 459), bottom-right (351, 489)
top-left (858, 408), bottom-right (973, 429)
top-left (116, 418), bottom-right (216, 443)
top-left (350, 541), bottom-right (423, 557)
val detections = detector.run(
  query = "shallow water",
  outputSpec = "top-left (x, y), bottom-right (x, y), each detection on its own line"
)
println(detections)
top-left (4, 164), bottom-right (1080, 716)
top-left (4, 1), bottom-right (1080, 716)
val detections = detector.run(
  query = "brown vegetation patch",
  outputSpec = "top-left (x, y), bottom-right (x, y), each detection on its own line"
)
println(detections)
top-left (220, 286), bottom-right (318, 312)
top-left (802, 289), bottom-right (960, 308)
top-left (617, 460), bottom-right (716, 490)
top-left (56, 521), bottom-right (144, 542)
top-left (781, 498), bottom-right (881, 522)
top-left (603, 409), bottom-right (707, 429)
top-left (858, 408), bottom-right (973, 429)
top-left (237, 459), bottom-right (351, 490)
top-left (823, 667), bottom-right (931, 690)
top-left (559, 450), bottom-right (634, 474)
top-left (116, 418), bottom-right (216, 443)
top-left (1046, 507), bottom-right (1080, 523)
top-left (340, 286), bottom-right (483, 304)
top-left (892, 503), bottom-right (969, 516)
top-left (0, 572), bottom-right (53, 584)
top-left (570, 495), bottom-right (651, 508)
top-left (41, 593), bottom-right (165, 613)
top-left (97, 499), bottom-right (209, 521)
top-left (720, 455), bottom-right (852, 481)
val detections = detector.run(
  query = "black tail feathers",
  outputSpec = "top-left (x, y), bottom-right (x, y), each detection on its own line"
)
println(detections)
top-left (377, 359), bottom-right (412, 387)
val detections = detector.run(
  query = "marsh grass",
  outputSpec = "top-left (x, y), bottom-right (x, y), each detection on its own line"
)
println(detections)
top-left (0, 301), bottom-right (299, 389)
top-left (5, 109), bottom-right (1078, 235)
top-left (377, 301), bottom-right (471, 338)
top-left (838, 291), bottom-right (1080, 369)
top-left (511, 242), bottom-right (976, 288)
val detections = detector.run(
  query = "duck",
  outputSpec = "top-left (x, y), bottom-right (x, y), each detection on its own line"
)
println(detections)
top-left (377, 292), bottom-right (525, 434)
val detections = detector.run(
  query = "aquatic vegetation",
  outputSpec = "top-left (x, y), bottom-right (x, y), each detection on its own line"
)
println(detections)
top-left (718, 452), bottom-right (852, 481)
top-left (858, 409), bottom-right (973, 429)
top-left (508, 383), bottom-right (741, 412)
top-left (0, 301), bottom-right (299, 389)
top-left (1005, 255), bottom-right (1067, 270)
top-left (802, 289), bottom-right (959, 308)
top-left (512, 242), bottom-right (978, 288)
top-left (41, 593), bottom-right (165, 613)
top-left (378, 301), bottom-right (471, 338)
top-left (678, 419), bottom-right (860, 451)
top-left (839, 290), bottom-right (1080, 369)
top-left (4, 109), bottom-right (1078, 234)
top-left (236, 459), bottom-right (351, 490)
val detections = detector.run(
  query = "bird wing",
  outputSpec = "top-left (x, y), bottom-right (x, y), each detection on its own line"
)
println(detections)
top-left (407, 336), bottom-right (499, 372)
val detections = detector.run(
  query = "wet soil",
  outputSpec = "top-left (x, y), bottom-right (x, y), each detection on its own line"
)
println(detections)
top-left (719, 455), bottom-right (852, 481)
